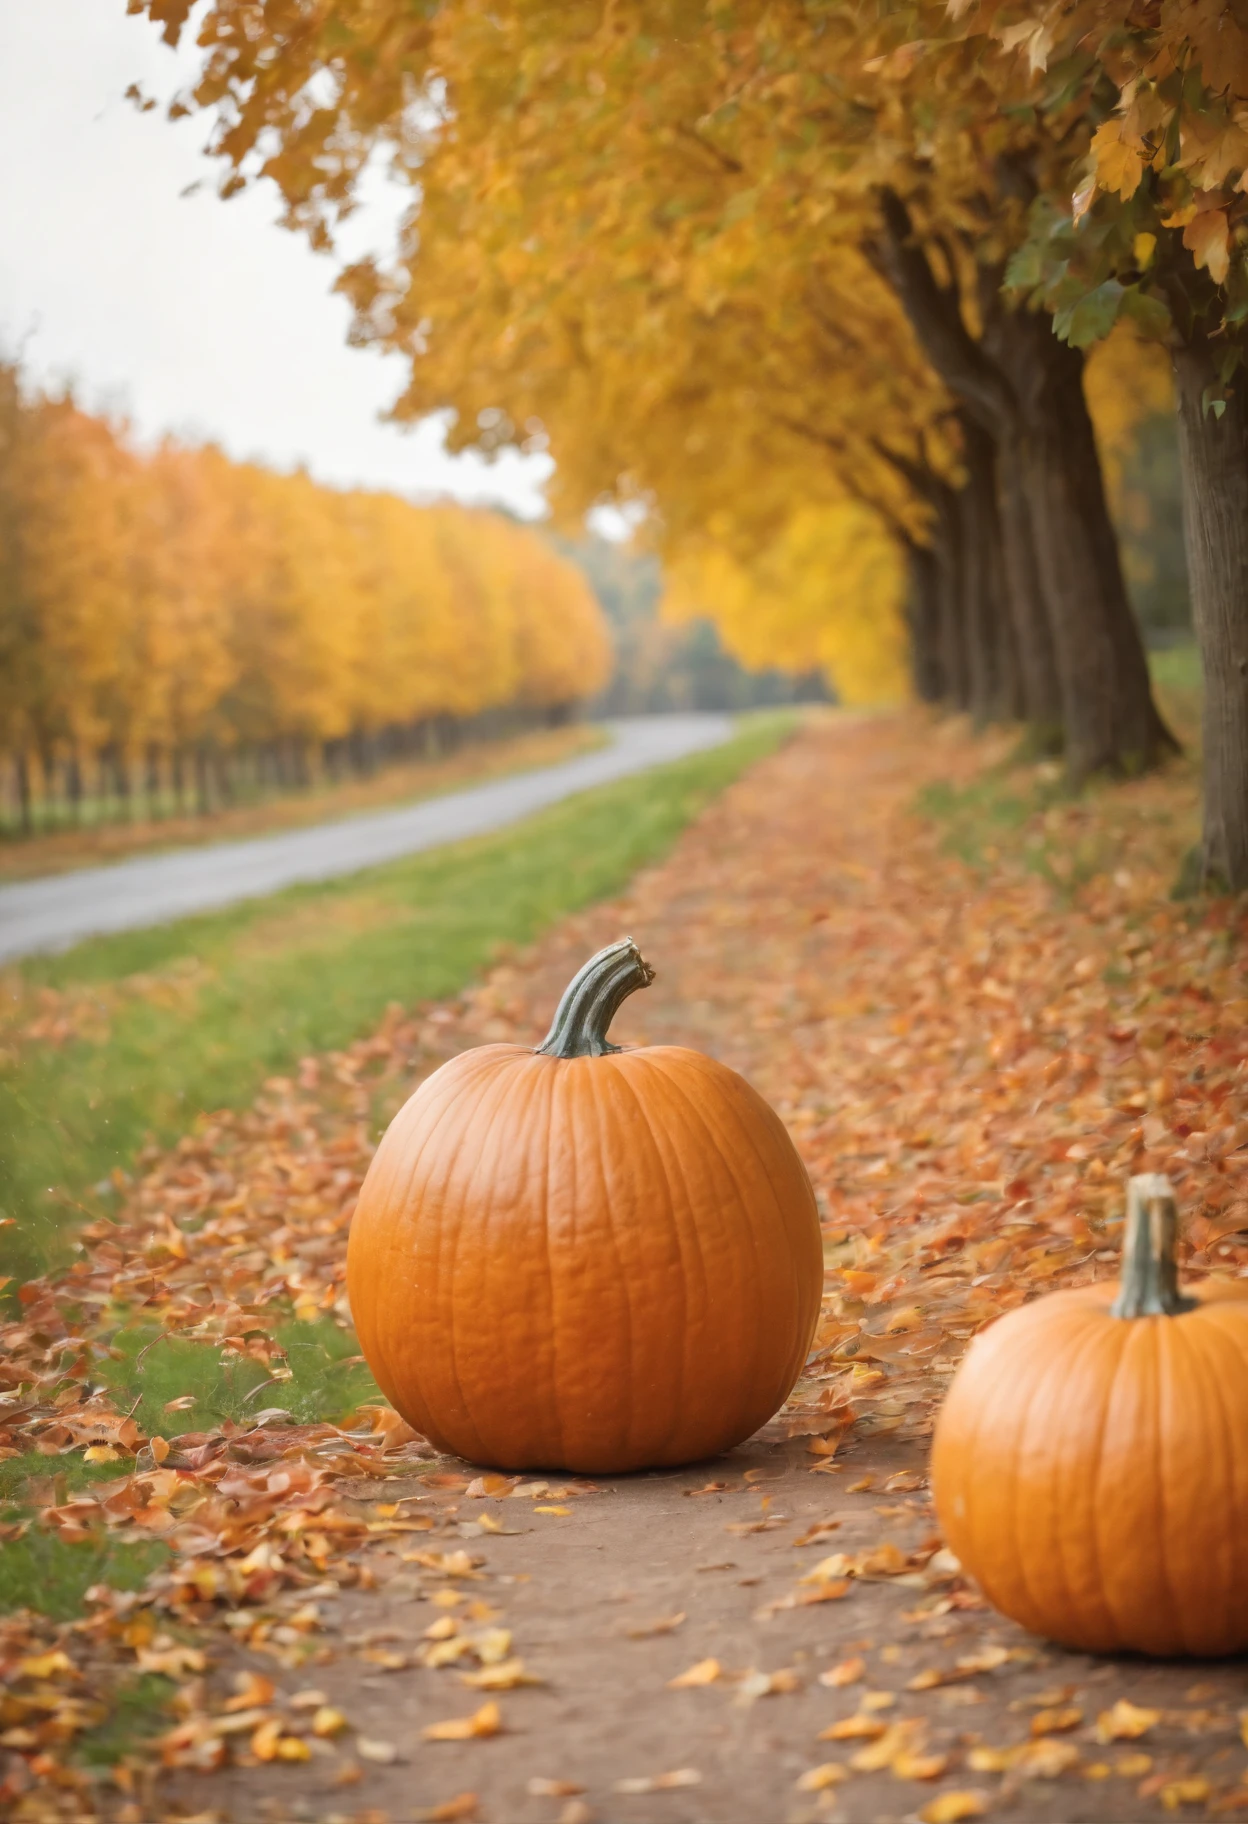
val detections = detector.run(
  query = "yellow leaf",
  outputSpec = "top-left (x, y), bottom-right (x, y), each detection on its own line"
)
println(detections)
top-left (276, 1735), bottom-right (312, 1762)
top-left (1133, 232), bottom-right (1157, 269)
top-left (893, 1750), bottom-right (949, 1780)
top-left (1030, 1706), bottom-right (1082, 1734)
top-left (422, 1702), bottom-right (502, 1743)
top-left (83, 1445), bottom-right (121, 1463)
top-left (534, 1505), bottom-right (572, 1515)
top-left (526, 1779), bottom-right (585, 1798)
top-left (919, 1795), bottom-right (989, 1824)
top-left (1184, 209), bottom-right (1232, 285)
top-left (251, 1719), bottom-right (283, 1762)
top-left (795, 1762), bottom-right (847, 1790)
top-left (312, 1707), bottom-right (347, 1737)
top-left (1012, 1737), bottom-right (1080, 1779)
top-left (1160, 1777), bottom-right (1211, 1810)
top-left (414, 1795), bottom-right (480, 1823)
top-left (849, 1721), bottom-right (922, 1772)
top-left (820, 1713), bottom-right (887, 1741)
top-left (668, 1658), bottom-right (721, 1689)
top-left (820, 1657), bottom-right (866, 1688)
top-left (17, 1651), bottom-right (75, 1680)
top-left (458, 1658), bottom-right (541, 1690)
top-left (1090, 120), bottom-right (1144, 199)
top-left (1096, 1699), bottom-right (1160, 1743)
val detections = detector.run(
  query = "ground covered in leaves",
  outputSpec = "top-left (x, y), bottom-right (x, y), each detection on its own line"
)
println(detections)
top-left (2, 713), bottom-right (1246, 1823)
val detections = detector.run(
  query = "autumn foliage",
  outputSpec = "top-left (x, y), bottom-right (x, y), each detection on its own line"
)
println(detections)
top-left (0, 363), bottom-right (611, 829)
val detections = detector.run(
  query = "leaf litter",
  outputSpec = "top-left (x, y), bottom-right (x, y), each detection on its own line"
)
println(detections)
top-left (1, 714), bottom-right (1246, 1819)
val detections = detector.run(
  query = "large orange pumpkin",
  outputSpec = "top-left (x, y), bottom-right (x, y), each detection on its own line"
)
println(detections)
top-left (346, 938), bottom-right (824, 1473)
top-left (931, 1174), bottom-right (1248, 1657)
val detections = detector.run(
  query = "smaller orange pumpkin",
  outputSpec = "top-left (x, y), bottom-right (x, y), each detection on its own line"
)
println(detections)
top-left (932, 1174), bottom-right (1248, 1657)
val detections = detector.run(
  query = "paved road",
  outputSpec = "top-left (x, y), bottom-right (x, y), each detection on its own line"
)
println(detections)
top-left (0, 715), bottom-right (734, 964)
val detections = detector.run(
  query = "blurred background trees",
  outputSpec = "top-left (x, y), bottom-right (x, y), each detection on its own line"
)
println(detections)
top-left (127, 0), bottom-right (1246, 881)
top-left (0, 363), bottom-right (610, 833)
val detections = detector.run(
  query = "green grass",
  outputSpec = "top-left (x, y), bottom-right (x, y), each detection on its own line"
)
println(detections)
top-left (101, 1317), bottom-right (381, 1437)
top-left (0, 1528), bottom-right (168, 1620)
top-left (2, 715), bottom-right (793, 1279)
top-left (1148, 642), bottom-right (1203, 696)
top-left (75, 1674), bottom-right (177, 1768)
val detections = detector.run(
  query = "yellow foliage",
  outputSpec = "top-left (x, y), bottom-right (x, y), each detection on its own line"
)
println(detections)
top-left (663, 505), bottom-right (909, 707)
top-left (0, 366), bottom-right (611, 772)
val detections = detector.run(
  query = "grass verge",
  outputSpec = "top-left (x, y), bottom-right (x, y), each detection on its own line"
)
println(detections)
top-left (0, 722), bottom-right (605, 882)
top-left (1, 713), bottom-right (794, 1280)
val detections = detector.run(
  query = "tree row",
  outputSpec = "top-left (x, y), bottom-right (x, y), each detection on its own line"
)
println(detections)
top-left (136, 0), bottom-right (1248, 887)
top-left (0, 365), bottom-right (611, 831)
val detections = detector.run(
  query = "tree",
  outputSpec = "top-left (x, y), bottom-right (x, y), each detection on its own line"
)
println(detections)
top-left (127, 0), bottom-right (1174, 775)
top-left (0, 359), bottom-right (611, 830)
top-left (953, 0), bottom-right (1248, 884)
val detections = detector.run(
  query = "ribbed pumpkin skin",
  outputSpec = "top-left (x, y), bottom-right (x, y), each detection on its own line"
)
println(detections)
top-left (346, 1042), bottom-right (823, 1473)
top-left (931, 1279), bottom-right (1248, 1656)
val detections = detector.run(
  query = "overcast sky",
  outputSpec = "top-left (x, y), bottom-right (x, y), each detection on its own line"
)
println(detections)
top-left (0, 0), bottom-right (552, 515)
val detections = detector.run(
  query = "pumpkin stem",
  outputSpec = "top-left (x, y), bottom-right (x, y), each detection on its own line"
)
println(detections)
top-left (535, 937), bottom-right (655, 1059)
top-left (1110, 1174), bottom-right (1198, 1319)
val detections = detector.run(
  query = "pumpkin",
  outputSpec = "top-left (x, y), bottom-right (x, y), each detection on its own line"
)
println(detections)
top-left (931, 1174), bottom-right (1248, 1657)
top-left (346, 937), bottom-right (823, 1474)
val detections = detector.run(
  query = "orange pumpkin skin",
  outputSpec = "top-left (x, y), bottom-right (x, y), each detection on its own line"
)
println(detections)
top-left (346, 1033), bottom-right (823, 1475)
top-left (931, 1274), bottom-right (1248, 1657)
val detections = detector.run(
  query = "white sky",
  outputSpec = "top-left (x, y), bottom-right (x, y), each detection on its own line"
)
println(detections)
top-left (0, 0), bottom-right (553, 515)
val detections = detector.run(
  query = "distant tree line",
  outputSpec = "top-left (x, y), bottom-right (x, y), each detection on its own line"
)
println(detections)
top-left (0, 364), bottom-right (611, 835)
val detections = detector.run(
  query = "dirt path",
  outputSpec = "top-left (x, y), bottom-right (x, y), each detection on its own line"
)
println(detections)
top-left (8, 714), bottom-right (1247, 1823)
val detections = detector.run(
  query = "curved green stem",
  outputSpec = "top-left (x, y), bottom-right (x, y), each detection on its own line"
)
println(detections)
top-left (536, 938), bottom-right (655, 1059)
top-left (1111, 1173), bottom-right (1197, 1319)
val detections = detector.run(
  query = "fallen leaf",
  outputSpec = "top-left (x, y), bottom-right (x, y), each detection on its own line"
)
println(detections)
top-left (356, 1736), bottom-right (400, 1763)
top-left (413, 1796), bottom-right (480, 1823)
top-left (1160, 1777), bottom-right (1211, 1810)
top-left (1031, 1706), bottom-right (1082, 1734)
top-left (919, 1795), bottom-right (989, 1824)
top-left (736, 1667), bottom-right (802, 1704)
top-left (820, 1657), bottom-right (866, 1688)
top-left (850, 1721), bottom-right (924, 1772)
top-left (459, 1658), bottom-right (542, 1690)
top-left (667, 1658), bottom-right (721, 1688)
top-left (795, 1762), bottom-right (848, 1790)
top-left (893, 1750), bottom-right (949, 1781)
top-left (528, 1778), bottom-right (586, 1797)
top-left (422, 1702), bottom-right (502, 1743)
top-left (820, 1714), bottom-right (887, 1741)
top-left (1097, 1699), bottom-right (1161, 1742)
top-left (625, 1612), bottom-right (686, 1638)
top-left (312, 1706), bottom-right (347, 1736)
top-left (612, 1768), bottom-right (702, 1794)
top-left (1013, 1737), bottom-right (1080, 1779)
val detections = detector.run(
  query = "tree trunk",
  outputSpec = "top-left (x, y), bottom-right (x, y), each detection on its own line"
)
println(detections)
top-left (905, 541), bottom-right (946, 703)
top-left (1174, 330), bottom-right (1248, 891)
top-left (15, 751), bottom-right (31, 836)
top-left (994, 429), bottom-right (1062, 738)
top-left (930, 481), bottom-right (971, 713)
top-left (195, 745), bottom-right (211, 816)
top-left (957, 416), bottom-right (1021, 723)
top-left (873, 192), bottom-right (1173, 775)
top-left (1013, 324), bottom-right (1176, 778)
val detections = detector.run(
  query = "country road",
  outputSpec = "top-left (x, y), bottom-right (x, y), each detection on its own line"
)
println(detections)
top-left (0, 714), bottom-right (733, 964)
